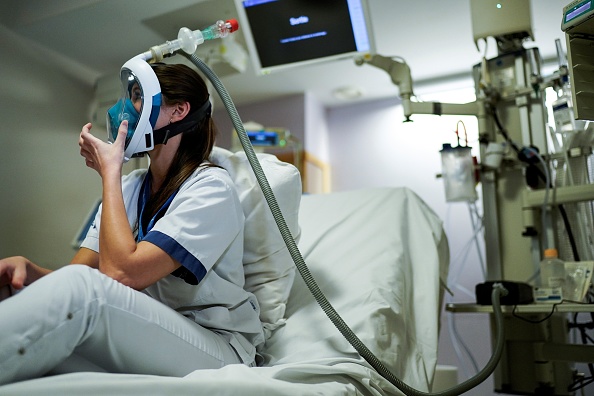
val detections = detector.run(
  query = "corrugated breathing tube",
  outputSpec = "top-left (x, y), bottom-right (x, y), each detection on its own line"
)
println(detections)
top-left (184, 52), bottom-right (508, 396)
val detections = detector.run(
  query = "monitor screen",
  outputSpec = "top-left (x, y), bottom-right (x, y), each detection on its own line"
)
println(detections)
top-left (235, 0), bottom-right (375, 75)
top-left (247, 129), bottom-right (279, 146)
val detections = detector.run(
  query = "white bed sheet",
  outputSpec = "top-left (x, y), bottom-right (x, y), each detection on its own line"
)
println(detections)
top-left (0, 187), bottom-right (448, 396)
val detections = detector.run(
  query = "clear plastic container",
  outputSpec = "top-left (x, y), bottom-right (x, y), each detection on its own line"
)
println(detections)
top-left (439, 144), bottom-right (477, 202)
top-left (539, 248), bottom-right (566, 288)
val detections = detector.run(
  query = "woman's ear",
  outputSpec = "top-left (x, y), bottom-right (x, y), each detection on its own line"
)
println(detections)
top-left (170, 102), bottom-right (191, 122)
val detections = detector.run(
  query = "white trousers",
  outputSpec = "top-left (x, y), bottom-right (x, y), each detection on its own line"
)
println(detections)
top-left (0, 265), bottom-right (242, 385)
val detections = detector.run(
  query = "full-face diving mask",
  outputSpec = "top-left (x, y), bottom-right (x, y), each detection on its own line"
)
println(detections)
top-left (107, 56), bottom-right (162, 162)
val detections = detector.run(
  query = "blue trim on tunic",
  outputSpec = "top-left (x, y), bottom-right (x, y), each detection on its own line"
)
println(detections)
top-left (137, 173), bottom-right (178, 241)
top-left (144, 230), bottom-right (207, 284)
top-left (137, 173), bottom-right (200, 284)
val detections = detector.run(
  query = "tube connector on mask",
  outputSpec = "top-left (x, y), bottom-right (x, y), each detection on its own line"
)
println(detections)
top-left (144, 19), bottom-right (239, 62)
top-left (109, 19), bottom-right (238, 162)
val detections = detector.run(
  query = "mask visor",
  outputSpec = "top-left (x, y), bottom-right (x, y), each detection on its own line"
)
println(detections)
top-left (106, 70), bottom-right (144, 147)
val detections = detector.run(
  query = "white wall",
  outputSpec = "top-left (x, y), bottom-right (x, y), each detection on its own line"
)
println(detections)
top-left (304, 92), bottom-right (330, 163)
top-left (0, 25), bottom-right (99, 269)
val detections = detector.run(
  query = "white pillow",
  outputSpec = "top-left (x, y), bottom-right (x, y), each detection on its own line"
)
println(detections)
top-left (209, 147), bottom-right (302, 340)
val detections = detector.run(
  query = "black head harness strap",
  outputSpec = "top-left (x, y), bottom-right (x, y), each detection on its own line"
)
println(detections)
top-left (152, 98), bottom-right (212, 145)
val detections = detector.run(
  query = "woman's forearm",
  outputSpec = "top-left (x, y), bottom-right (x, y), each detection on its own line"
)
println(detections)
top-left (98, 172), bottom-right (138, 278)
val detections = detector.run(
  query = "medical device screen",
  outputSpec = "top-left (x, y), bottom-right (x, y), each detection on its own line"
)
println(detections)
top-left (237, 0), bottom-right (374, 74)
top-left (565, 0), bottom-right (592, 23)
top-left (562, 0), bottom-right (594, 31)
top-left (247, 130), bottom-right (279, 146)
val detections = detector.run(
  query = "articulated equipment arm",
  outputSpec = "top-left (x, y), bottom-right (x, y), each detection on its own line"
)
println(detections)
top-left (356, 54), bottom-right (482, 122)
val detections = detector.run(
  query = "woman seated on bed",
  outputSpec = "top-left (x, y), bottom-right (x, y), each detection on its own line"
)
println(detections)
top-left (0, 63), bottom-right (264, 385)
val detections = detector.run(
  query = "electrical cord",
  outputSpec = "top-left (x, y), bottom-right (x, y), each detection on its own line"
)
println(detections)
top-left (523, 146), bottom-right (552, 248)
top-left (568, 297), bottom-right (594, 392)
top-left (446, 309), bottom-right (480, 378)
top-left (468, 202), bottom-right (486, 280)
top-left (184, 52), bottom-right (511, 396)
top-left (442, 206), bottom-right (480, 380)
top-left (487, 104), bottom-right (581, 261)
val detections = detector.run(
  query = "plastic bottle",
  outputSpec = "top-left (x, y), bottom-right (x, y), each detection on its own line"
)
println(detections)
top-left (539, 248), bottom-right (566, 288)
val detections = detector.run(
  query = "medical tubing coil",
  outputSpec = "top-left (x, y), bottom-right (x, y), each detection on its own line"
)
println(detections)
top-left (184, 52), bottom-right (508, 396)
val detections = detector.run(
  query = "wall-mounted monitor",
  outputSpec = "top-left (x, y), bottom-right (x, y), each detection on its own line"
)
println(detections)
top-left (234, 0), bottom-right (375, 75)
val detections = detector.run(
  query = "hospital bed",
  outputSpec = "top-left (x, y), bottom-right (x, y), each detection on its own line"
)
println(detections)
top-left (0, 148), bottom-right (449, 396)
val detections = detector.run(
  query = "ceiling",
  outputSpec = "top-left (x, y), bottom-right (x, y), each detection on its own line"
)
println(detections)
top-left (0, 0), bottom-right (571, 108)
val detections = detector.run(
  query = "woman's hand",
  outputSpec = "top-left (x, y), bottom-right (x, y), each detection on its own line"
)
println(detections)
top-left (0, 256), bottom-right (50, 290)
top-left (79, 121), bottom-right (128, 178)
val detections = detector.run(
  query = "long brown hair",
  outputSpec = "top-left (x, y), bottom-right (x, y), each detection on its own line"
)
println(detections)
top-left (143, 63), bottom-right (217, 220)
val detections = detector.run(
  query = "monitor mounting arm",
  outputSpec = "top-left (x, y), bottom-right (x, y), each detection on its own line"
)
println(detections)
top-left (356, 54), bottom-right (414, 121)
top-left (356, 54), bottom-right (483, 122)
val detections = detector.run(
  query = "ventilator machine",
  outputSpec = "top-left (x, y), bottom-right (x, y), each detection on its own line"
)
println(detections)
top-left (357, 0), bottom-right (594, 394)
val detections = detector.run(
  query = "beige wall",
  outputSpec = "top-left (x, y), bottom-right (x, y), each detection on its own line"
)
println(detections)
top-left (0, 25), bottom-right (99, 269)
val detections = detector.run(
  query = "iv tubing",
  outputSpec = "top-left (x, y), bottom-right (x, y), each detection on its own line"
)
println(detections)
top-left (183, 51), bottom-right (509, 396)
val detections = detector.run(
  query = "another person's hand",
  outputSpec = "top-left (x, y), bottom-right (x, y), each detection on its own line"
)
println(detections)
top-left (0, 256), bottom-right (37, 290)
top-left (79, 121), bottom-right (127, 178)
